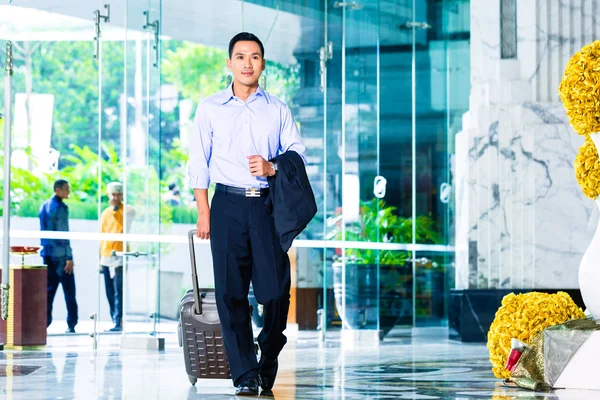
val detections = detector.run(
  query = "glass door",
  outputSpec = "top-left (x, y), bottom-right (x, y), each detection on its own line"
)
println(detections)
top-left (322, 0), bottom-right (462, 339)
top-left (410, 0), bottom-right (460, 328)
top-left (340, 0), bottom-right (382, 339)
top-left (94, 0), bottom-right (163, 341)
top-left (120, 0), bottom-right (163, 338)
top-left (321, 0), bottom-right (384, 341)
top-left (95, 0), bottom-right (126, 337)
top-left (0, 3), bottom-right (102, 337)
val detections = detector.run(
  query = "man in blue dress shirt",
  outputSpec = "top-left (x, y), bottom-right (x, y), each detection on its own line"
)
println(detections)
top-left (188, 32), bottom-right (307, 396)
top-left (39, 179), bottom-right (78, 333)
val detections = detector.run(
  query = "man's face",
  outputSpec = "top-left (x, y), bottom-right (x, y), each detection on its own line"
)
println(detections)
top-left (227, 40), bottom-right (265, 88)
top-left (109, 192), bottom-right (123, 206)
top-left (55, 184), bottom-right (70, 200)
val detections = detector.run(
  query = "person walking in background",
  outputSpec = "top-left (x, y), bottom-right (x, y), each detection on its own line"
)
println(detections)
top-left (100, 182), bottom-right (135, 332)
top-left (40, 179), bottom-right (78, 334)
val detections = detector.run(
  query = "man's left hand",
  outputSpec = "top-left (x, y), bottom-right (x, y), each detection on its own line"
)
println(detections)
top-left (247, 155), bottom-right (275, 177)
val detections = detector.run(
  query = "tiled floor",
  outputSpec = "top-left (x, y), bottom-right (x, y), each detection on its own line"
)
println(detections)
top-left (0, 328), bottom-right (598, 399)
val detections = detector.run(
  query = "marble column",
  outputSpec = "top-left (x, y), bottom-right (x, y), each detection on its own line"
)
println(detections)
top-left (455, 0), bottom-right (600, 290)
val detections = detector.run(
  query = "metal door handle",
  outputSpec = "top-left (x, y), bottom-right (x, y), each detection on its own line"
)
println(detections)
top-left (93, 4), bottom-right (111, 60)
top-left (111, 251), bottom-right (149, 257)
top-left (399, 21), bottom-right (431, 30)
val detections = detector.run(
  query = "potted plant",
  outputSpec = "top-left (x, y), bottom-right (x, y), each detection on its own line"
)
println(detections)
top-left (327, 198), bottom-right (440, 337)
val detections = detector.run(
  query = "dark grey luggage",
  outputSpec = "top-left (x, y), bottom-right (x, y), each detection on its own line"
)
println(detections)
top-left (178, 230), bottom-right (231, 385)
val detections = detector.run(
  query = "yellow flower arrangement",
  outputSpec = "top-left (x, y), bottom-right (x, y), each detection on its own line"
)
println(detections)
top-left (574, 135), bottom-right (600, 199)
top-left (558, 40), bottom-right (600, 135)
top-left (487, 292), bottom-right (586, 380)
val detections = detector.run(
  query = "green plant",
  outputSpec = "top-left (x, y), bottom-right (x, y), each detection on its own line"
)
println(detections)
top-left (60, 143), bottom-right (121, 202)
top-left (326, 198), bottom-right (441, 265)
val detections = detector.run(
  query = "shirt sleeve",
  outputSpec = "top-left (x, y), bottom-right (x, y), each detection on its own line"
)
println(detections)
top-left (188, 101), bottom-right (212, 189)
top-left (279, 104), bottom-right (307, 165)
top-left (39, 203), bottom-right (48, 230)
top-left (100, 210), bottom-right (108, 233)
top-left (64, 205), bottom-right (73, 260)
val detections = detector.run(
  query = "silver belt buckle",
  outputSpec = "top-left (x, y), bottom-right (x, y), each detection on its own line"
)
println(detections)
top-left (245, 188), bottom-right (261, 198)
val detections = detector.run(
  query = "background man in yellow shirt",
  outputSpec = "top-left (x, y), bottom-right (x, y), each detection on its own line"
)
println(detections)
top-left (100, 182), bottom-right (135, 332)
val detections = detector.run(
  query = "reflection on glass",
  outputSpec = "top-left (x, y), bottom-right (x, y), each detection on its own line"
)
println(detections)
top-left (413, 251), bottom-right (455, 327)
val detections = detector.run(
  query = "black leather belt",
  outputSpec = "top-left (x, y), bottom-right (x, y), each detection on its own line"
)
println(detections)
top-left (215, 183), bottom-right (269, 198)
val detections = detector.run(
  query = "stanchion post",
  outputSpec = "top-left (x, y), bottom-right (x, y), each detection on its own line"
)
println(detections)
top-left (2, 41), bottom-right (14, 324)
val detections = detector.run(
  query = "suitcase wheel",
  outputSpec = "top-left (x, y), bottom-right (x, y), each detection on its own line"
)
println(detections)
top-left (188, 375), bottom-right (198, 386)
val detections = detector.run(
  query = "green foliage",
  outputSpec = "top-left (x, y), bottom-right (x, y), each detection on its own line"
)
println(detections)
top-left (0, 142), bottom-right (120, 218)
top-left (8, 41), bottom-right (126, 157)
top-left (170, 205), bottom-right (197, 224)
top-left (162, 41), bottom-right (229, 102)
top-left (16, 196), bottom-right (105, 220)
top-left (262, 61), bottom-right (301, 105)
top-left (60, 144), bottom-right (121, 202)
top-left (161, 40), bottom-right (301, 107)
top-left (327, 198), bottom-right (441, 265)
top-left (160, 137), bottom-right (188, 199)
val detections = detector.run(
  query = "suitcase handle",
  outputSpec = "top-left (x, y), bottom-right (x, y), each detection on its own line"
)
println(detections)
top-left (188, 229), bottom-right (213, 315)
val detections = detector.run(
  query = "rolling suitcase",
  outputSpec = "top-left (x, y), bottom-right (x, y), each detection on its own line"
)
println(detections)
top-left (178, 229), bottom-right (231, 385)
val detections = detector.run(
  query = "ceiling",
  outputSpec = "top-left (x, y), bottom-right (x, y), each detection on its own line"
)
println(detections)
top-left (1, 0), bottom-right (438, 65)
top-left (0, 0), bottom-right (304, 64)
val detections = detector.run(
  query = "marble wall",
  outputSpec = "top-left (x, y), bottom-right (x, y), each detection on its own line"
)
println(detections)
top-left (455, 0), bottom-right (600, 290)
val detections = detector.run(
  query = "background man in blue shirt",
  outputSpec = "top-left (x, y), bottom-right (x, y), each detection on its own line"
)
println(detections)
top-left (39, 179), bottom-right (78, 333)
top-left (188, 32), bottom-right (306, 396)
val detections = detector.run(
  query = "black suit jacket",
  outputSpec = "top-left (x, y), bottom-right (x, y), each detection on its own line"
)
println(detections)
top-left (265, 151), bottom-right (317, 252)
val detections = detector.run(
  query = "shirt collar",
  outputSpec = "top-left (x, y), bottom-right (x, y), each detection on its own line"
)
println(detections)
top-left (221, 84), bottom-right (235, 104)
top-left (221, 83), bottom-right (268, 104)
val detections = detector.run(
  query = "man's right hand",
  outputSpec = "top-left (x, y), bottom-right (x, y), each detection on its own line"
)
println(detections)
top-left (196, 212), bottom-right (210, 240)
top-left (193, 189), bottom-right (210, 240)
top-left (64, 260), bottom-right (74, 275)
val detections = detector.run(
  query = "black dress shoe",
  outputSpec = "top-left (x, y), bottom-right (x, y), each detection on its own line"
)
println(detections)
top-left (258, 357), bottom-right (278, 391)
top-left (235, 377), bottom-right (259, 396)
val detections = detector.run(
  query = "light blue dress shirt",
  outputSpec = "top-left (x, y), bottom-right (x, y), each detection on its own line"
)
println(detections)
top-left (187, 85), bottom-right (307, 190)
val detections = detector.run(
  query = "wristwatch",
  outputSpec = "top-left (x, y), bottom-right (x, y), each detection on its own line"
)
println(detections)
top-left (270, 162), bottom-right (278, 176)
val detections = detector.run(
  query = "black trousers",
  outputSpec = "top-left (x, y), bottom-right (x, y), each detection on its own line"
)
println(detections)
top-left (101, 266), bottom-right (123, 326)
top-left (210, 189), bottom-right (291, 386)
top-left (45, 256), bottom-right (78, 329)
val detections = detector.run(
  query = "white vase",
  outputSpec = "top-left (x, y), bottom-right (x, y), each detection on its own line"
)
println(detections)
top-left (579, 135), bottom-right (600, 320)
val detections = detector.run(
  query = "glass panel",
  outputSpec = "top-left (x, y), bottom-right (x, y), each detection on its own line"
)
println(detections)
top-left (118, 0), bottom-right (162, 336)
top-left (323, 1), bottom-right (343, 340)
top-left (413, 250), bottom-right (454, 326)
top-left (97, 0), bottom-right (125, 336)
top-left (379, 2), bottom-right (414, 235)
top-left (122, 243), bottom-right (157, 334)
top-left (340, 0), bottom-right (382, 335)
top-left (410, 0), bottom-right (469, 327)
top-left (0, 4), bottom-right (101, 337)
top-left (0, 6), bottom-right (100, 227)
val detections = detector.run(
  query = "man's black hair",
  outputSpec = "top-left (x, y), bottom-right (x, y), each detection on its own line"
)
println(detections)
top-left (228, 32), bottom-right (264, 59)
top-left (54, 179), bottom-right (69, 191)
